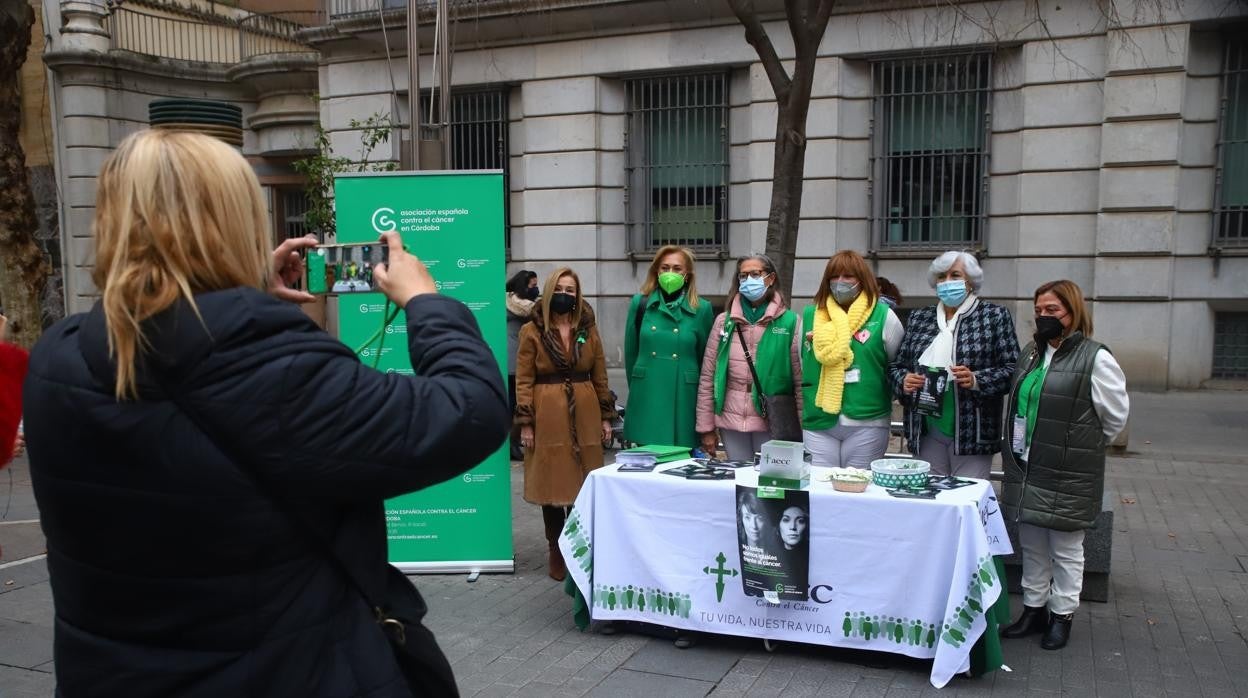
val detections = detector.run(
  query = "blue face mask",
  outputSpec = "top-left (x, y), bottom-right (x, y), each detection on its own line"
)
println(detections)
top-left (739, 276), bottom-right (768, 302)
top-left (936, 279), bottom-right (969, 307)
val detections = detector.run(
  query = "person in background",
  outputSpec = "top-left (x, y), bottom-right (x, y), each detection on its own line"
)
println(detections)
top-left (506, 269), bottom-right (539, 459)
top-left (624, 245), bottom-right (713, 449)
top-left (0, 314), bottom-right (27, 465)
top-left (22, 130), bottom-right (509, 696)
top-left (889, 251), bottom-right (1019, 479)
top-left (877, 277), bottom-right (903, 310)
top-left (514, 268), bottom-right (614, 582)
top-left (696, 254), bottom-right (802, 461)
top-left (0, 314), bottom-right (26, 564)
top-left (1000, 280), bottom-right (1128, 651)
top-left (799, 251), bottom-right (903, 467)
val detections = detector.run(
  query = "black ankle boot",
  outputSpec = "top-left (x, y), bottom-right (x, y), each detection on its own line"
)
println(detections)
top-left (1041, 613), bottom-right (1072, 650)
top-left (1001, 605), bottom-right (1049, 638)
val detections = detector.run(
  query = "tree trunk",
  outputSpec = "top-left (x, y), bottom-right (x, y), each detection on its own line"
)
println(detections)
top-left (767, 104), bottom-right (808, 301)
top-left (0, 0), bottom-right (49, 349)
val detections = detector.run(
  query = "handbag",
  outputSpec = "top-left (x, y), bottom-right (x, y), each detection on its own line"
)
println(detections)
top-left (734, 323), bottom-right (803, 442)
top-left (158, 384), bottom-right (459, 697)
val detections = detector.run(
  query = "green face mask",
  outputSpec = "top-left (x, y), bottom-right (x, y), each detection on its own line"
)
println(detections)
top-left (657, 271), bottom-right (686, 295)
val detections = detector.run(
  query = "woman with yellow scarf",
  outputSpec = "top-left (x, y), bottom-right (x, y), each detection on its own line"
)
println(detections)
top-left (799, 251), bottom-right (904, 467)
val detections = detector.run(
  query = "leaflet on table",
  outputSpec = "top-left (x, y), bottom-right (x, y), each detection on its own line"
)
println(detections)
top-left (735, 485), bottom-right (810, 602)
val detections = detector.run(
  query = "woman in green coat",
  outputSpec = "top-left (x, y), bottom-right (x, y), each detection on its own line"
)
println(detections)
top-left (623, 245), bottom-right (714, 449)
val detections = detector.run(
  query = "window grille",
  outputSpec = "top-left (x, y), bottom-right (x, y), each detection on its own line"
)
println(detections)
top-left (870, 54), bottom-right (991, 250)
top-left (282, 188), bottom-right (312, 240)
top-left (625, 73), bottom-right (729, 253)
top-left (419, 88), bottom-right (510, 245)
top-left (1215, 35), bottom-right (1248, 247)
top-left (1213, 312), bottom-right (1248, 379)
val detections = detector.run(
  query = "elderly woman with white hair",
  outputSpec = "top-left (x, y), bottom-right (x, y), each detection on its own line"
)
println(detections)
top-left (888, 251), bottom-right (1020, 479)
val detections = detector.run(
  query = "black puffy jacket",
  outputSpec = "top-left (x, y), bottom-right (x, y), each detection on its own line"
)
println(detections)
top-left (23, 288), bottom-right (508, 697)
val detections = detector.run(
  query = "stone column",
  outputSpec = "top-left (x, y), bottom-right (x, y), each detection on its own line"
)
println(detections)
top-left (1094, 24), bottom-right (1190, 390)
top-left (59, 0), bottom-right (110, 52)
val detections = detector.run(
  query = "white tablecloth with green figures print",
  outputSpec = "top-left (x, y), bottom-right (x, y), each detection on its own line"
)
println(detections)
top-left (560, 460), bottom-right (1013, 688)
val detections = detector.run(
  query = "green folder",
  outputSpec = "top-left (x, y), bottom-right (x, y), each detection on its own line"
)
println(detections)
top-left (618, 444), bottom-right (690, 463)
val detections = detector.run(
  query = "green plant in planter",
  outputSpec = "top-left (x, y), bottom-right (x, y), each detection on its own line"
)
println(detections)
top-left (294, 112), bottom-right (398, 240)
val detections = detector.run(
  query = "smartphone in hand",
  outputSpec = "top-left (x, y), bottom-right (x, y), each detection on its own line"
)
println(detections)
top-left (305, 242), bottom-right (390, 294)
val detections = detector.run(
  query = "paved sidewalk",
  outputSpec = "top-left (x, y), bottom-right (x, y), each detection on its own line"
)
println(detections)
top-left (2, 390), bottom-right (1247, 696)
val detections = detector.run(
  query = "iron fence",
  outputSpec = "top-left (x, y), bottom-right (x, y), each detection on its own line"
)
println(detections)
top-left (239, 11), bottom-right (323, 60)
top-left (107, 5), bottom-right (240, 63)
top-left (329, 0), bottom-right (420, 21)
top-left (624, 72), bottom-right (730, 254)
top-left (870, 53), bottom-right (992, 251)
top-left (1214, 34), bottom-right (1248, 247)
top-left (105, 5), bottom-right (318, 65)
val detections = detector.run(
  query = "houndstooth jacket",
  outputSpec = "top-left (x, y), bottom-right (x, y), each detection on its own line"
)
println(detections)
top-left (887, 298), bottom-right (1020, 456)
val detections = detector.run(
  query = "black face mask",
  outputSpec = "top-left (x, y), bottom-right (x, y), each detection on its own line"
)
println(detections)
top-left (524, 286), bottom-right (540, 301)
top-left (550, 293), bottom-right (577, 315)
top-left (1034, 315), bottom-right (1065, 343)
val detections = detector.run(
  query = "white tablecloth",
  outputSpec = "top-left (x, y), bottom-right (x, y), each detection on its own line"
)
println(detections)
top-left (560, 460), bottom-right (1013, 688)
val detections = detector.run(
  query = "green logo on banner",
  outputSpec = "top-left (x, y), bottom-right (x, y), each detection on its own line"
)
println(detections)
top-left (938, 555), bottom-right (998, 648)
top-left (702, 552), bottom-right (738, 602)
top-left (841, 611), bottom-right (938, 648)
top-left (593, 584), bottom-right (691, 618)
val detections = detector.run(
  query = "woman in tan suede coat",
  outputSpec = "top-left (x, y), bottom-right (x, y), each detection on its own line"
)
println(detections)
top-left (514, 267), bottom-right (614, 581)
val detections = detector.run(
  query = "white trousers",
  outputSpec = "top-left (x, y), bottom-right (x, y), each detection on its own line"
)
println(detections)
top-left (1019, 523), bottom-right (1086, 616)
top-left (915, 430), bottom-right (994, 480)
top-left (802, 425), bottom-right (890, 468)
top-left (720, 429), bottom-right (770, 463)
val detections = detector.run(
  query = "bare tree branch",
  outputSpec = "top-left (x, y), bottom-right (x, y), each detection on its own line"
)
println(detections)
top-left (727, 0), bottom-right (792, 99)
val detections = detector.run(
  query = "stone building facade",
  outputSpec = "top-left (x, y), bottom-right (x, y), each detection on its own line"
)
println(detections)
top-left (41, 0), bottom-right (1248, 389)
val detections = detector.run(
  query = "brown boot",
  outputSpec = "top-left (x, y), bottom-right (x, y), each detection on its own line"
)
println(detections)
top-left (547, 544), bottom-right (567, 581)
top-left (541, 506), bottom-right (568, 581)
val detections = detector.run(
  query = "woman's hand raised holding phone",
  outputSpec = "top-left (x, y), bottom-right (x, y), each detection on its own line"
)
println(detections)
top-left (373, 231), bottom-right (438, 307)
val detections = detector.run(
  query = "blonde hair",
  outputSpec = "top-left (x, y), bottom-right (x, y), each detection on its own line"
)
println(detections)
top-left (539, 267), bottom-right (584, 330)
top-left (639, 245), bottom-right (701, 309)
top-left (92, 130), bottom-right (271, 399)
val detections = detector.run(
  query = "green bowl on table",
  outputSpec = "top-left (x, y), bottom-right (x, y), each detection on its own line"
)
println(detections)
top-left (869, 458), bottom-right (931, 490)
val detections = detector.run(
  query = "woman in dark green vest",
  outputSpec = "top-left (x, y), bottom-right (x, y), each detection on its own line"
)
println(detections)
top-left (695, 254), bottom-right (802, 461)
top-left (800, 251), bottom-right (903, 467)
top-left (623, 245), bottom-right (714, 448)
top-left (1000, 280), bottom-right (1129, 651)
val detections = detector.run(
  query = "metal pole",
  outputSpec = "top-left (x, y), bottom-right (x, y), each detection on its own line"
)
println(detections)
top-left (438, 0), bottom-right (451, 168)
top-left (406, 0), bottom-right (421, 170)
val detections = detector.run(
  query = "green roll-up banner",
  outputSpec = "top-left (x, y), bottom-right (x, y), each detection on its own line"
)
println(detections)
top-left (334, 171), bottom-right (513, 574)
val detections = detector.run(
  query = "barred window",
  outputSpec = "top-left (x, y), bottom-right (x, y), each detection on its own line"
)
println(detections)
top-left (270, 187), bottom-right (311, 244)
top-left (1213, 312), bottom-right (1248, 379)
top-left (419, 88), bottom-right (511, 245)
top-left (1215, 35), bottom-right (1248, 246)
top-left (871, 54), bottom-right (991, 250)
top-left (625, 73), bottom-right (729, 253)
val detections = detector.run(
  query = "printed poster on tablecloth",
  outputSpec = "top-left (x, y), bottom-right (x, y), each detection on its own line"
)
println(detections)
top-left (736, 486), bottom-right (810, 602)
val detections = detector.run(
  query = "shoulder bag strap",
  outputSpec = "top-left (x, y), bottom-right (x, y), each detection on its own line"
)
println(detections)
top-left (734, 323), bottom-right (769, 416)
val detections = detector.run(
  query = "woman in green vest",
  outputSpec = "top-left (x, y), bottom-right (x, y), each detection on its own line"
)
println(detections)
top-left (800, 251), bottom-right (904, 467)
top-left (623, 245), bottom-right (714, 449)
top-left (1000, 280), bottom-right (1129, 651)
top-left (695, 254), bottom-right (802, 461)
